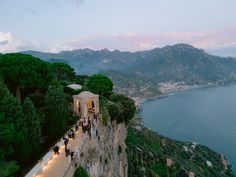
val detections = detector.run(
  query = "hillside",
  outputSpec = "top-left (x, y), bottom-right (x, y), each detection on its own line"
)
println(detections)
top-left (23, 44), bottom-right (236, 98)
top-left (126, 127), bottom-right (235, 177)
top-left (1, 53), bottom-right (236, 177)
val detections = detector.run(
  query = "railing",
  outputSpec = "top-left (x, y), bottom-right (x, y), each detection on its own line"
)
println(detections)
top-left (24, 124), bottom-right (77, 177)
top-left (25, 117), bottom-right (100, 177)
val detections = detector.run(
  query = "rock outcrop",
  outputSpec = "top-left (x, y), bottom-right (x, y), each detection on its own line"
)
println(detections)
top-left (76, 121), bottom-right (128, 177)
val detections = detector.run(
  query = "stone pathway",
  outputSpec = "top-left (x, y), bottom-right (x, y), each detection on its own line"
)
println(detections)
top-left (36, 129), bottom-right (88, 177)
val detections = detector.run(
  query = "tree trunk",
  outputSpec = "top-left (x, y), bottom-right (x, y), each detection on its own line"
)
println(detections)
top-left (16, 86), bottom-right (21, 103)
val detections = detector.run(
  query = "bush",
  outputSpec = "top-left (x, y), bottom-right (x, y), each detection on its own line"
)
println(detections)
top-left (107, 102), bottom-right (124, 122)
top-left (109, 93), bottom-right (136, 123)
top-left (86, 74), bottom-right (113, 95)
top-left (74, 166), bottom-right (89, 177)
top-left (101, 106), bottom-right (109, 125)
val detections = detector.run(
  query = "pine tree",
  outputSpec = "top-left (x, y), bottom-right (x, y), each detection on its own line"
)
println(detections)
top-left (23, 97), bottom-right (42, 156)
top-left (0, 79), bottom-right (30, 164)
top-left (45, 80), bottom-right (69, 137)
top-left (0, 80), bottom-right (21, 176)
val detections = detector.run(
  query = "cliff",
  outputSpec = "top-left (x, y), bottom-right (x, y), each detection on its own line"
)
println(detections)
top-left (75, 121), bottom-right (128, 177)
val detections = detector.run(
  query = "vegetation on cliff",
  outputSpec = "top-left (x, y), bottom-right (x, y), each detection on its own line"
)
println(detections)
top-left (74, 166), bottom-right (89, 177)
top-left (126, 127), bottom-right (235, 177)
top-left (0, 53), bottom-right (77, 176)
top-left (0, 53), bottom-right (134, 176)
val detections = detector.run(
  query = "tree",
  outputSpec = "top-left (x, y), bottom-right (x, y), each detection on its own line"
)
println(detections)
top-left (0, 53), bottom-right (52, 102)
top-left (107, 102), bottom-right (124, 123)
top-left (45, 81), bottom-right (69, 137)
top-left (0, 80), bottom-right (26, 175)
top-left (86, 74), bottom-right (113, 95)
top-left (51, 62), bottom-right (76, 83)
top-left (74, 166), bottom-right (89, 177)
top-left (109, 93), bottom-right (136, 123)
top-left (23, 97), bottom-right (42, 155)
top-left (0, 113), bottom-right (19, 177)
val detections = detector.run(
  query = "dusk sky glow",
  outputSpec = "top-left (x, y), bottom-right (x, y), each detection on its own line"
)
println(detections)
top-left (0, 0), bottom-right (236, 56)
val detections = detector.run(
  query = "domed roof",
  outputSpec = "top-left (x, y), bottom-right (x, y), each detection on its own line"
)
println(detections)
top-left (74, 91), bottom-right (98, 99)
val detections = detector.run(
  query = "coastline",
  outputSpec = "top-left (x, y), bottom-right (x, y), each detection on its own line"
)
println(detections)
top-left (133, 82), bottom-right (236, 111)
top-left (132, 82), bottom-right (236, 173)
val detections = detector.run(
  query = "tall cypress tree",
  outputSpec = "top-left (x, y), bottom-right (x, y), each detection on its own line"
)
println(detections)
top-left (45, 81), bottom-right (69, 138)
top-left (0, 80), bottom-right (21, 176)
top-left (0, 113), bottom-right (19, 177)
top-left (0, 79), bottom-right (30, 164)
top-left (23, 97), bottom-right (42, 156)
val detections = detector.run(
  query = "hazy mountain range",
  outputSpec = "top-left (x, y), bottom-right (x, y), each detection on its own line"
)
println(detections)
top-left (23, 43), bottom-right (236, 97)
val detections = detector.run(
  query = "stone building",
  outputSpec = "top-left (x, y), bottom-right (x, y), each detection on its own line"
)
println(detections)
top-left (73, 91), bottom-right (99, 118)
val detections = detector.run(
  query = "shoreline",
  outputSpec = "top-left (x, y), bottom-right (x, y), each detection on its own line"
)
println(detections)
top-left (132, 82), bottom-right (236, 173)
top-left (133, 82), bottom-right (236, 110)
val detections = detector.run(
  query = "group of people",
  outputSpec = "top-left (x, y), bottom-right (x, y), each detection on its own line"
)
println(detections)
top-left (79, 111), bottom-right (100, 139)
top-left (53, 129), bottom-right (76, 161)
top-left (63, 135), bottom-right (75, 160)
top-left (52, 110), bottom-right (100, 162)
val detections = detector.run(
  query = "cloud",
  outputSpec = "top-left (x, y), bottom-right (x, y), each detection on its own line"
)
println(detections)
top-left (0, 32), bottom-right (41, 53)
top-left (0, 40), bottom-right (9, 45)
top-left (1, 29), bottom-right (236, 57)
top-left (49, 29), bottom-right (236, 53)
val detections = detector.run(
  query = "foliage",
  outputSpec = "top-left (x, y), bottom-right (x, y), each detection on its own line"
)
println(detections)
top-left (86, 74), bottom-right (113, 95)
top-left (106, 101), bottom-right (124, 123)
top-left (75, 75), bottom-right (90, 85)
top-left (45, 80), bottom-right (69, 138)
top-left (0, 53), bottom-right (53, 102)
top-left (23, 97), bottom-right (42, 155)
top-left (51, 62), bottom-right (76, 83)
top-left (74, 166), bottom-right (89, 177)
top-left (0, 81), bottom-right (22, 176)
top-left (28, 92), bottom-right (45, 109)
top-left (0, 112), bottom-right (19, 177)
top-left (0, 54), bottom-right (79, 176)
top-left (126, 127), bottom-right (235, 177)
top-left (100, 106), bottom-right (109, 125)
top-left (109, 93), bottom-right (136, 123)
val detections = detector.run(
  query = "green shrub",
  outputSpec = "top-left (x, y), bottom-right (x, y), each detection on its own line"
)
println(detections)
top-left (74, 166), bottom-right (89, 177)
top-left (86, 74), bottom-right (113, 95)
top-left (109, 93), bottom-right (136, 123)
top-left (101, 106), bottom-right (109, 125)
top-left (107, 102), bottom-right (124, 122)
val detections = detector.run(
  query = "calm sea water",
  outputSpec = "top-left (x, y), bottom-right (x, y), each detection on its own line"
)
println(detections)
top-left (140, 84), bottom-right (236, 172)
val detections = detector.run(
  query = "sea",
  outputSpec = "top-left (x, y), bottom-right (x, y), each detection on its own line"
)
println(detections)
top-left (140, 84), bottom-right (236, 172)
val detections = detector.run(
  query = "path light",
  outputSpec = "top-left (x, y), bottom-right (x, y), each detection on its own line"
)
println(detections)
top-left (42, 164), bottom-right (48, 171)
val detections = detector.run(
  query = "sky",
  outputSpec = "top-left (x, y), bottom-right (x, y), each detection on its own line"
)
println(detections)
top-left (0, 0), bottom-right (236, 56)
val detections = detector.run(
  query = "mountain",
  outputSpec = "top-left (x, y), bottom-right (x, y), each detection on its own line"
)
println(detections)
top-left (23, 44), bottom-right (236, 98)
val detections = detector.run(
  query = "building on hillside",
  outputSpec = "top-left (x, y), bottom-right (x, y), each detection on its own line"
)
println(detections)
top-left (73, 91), bottom-right (99, 118)
top-left (67, 83), bottom-right (82, 90)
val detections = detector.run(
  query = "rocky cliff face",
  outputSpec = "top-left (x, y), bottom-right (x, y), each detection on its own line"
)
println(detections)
top-left (77, 121), bottom-right (128, 177)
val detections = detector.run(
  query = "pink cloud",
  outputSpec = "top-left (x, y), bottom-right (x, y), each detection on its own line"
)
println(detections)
top-left (1, 29), bottom-right (236, 54)
top-left (50, 29), bottom-right (236, 52)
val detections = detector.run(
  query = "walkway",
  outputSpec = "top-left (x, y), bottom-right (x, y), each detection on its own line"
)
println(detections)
top-left (25, 111), bottom-right (101, 177)
top-left (35, 128), bottom-right (88, 177)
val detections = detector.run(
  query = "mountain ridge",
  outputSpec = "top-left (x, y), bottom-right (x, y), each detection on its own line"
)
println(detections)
top-left (23, 43), bottom-right (236, 98)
